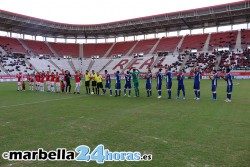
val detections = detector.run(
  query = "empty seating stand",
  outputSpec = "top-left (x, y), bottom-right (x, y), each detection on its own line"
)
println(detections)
top-left (22, 39), bottom-right (53, 56)
top-left (49, 42), bottom-right (79, 58)
top-left (108, 41), bottom-right (137, 57)
top-left (153, 36), bottom-right (182, 53)
top-left (209, 31), bottom-right (238, 51)
top-left (241, 29), bottom-right (250, 49)
top-left (83, 43), bottom-right (113, 58)
top-left (0, 36), bottom-right (27, 54)
top-left (180, 34), bottom-right (208, 52)
top-left (131, 38), bottom-right (158, 55)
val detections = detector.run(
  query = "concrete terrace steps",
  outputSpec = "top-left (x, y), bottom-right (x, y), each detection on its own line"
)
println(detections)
top-left (17, 39), bottom-right (34, 57)
top-left (99, 59), bottom-right (113, 73)
top-left (125, 41), bottom-right (139, 56)
top-left (103, 43), bottom-right (116, 58)
top-left (45, 42), bottom-right (59, 57)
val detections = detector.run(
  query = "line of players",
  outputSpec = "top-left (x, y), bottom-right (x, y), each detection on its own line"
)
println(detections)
top-left (16, 70), bottom-right (82, 94)
top-left (16, 66), bottom-right (233, 102)
top-left (83, 66), bottom-right (233, 102)
top-left (154, 67), bottom-right (233, 102)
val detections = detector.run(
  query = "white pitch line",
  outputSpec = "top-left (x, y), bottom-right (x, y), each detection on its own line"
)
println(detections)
top-left (0, 95), bottom-right (83, 109)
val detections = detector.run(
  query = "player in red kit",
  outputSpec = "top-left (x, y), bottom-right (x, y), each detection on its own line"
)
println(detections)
top-left (16, 72), bottom-right (22, 91)
top-left (50, 72), bottom-right (55, 92)
top-left (45, 71), bottom-right (51, 92)
top-left (55, 72), bottom-right (61, 93)
top-left (74, 71), bottom-right (81, 94)
top-left (28, 74), bottom-right (34, 91)
top-left (40, 73), bottom-right (45, 92)
top-left (35, 72), bottom-right (40, 91)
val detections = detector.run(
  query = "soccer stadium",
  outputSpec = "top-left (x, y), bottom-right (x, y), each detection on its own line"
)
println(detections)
top-left (0, 0), bottom-right (250, 166)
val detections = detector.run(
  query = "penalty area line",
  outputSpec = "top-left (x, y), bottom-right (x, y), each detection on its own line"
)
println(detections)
top-left (0, 95), bottom-right (83, 109)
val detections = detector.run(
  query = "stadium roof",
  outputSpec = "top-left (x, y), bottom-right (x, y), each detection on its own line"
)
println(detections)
top-left (0, 1), bottom-right (249, 39)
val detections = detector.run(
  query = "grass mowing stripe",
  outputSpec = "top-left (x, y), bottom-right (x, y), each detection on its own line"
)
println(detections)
top-left (0, 95), bottom-right (83, 109)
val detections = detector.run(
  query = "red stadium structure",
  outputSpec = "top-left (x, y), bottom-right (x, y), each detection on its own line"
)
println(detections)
top-left (0, 1), bottom-right (249, 80)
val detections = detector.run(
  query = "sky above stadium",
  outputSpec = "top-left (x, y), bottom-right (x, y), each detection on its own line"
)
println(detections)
top-left (0, 0), bottom-right (241, 24)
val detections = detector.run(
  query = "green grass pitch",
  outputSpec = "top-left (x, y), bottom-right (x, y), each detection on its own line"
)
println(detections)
top-left (0, 79), bottom-right (249, 167)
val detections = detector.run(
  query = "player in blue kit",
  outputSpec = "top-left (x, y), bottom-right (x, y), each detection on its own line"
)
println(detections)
top-left (114, 71), bottom-right (121, 97)
top-left (192, 67), bottom-right (201, 100)
top-left (156, 69), bottom-right (163, 99)
top-left (176, 70), bottom-right (186, 100)
top-left (165, 68), bottom-right (172, 99)
top-left (146, 69), bottom-right (152, 97)
top-left (124, 71), bottom-right (132, 97)
top-left (104, 70), bottom-right (112, 96)
top-left (209, 70), bottom-right (219, 100)
top-left (221, 68), bottom-right (233, 102)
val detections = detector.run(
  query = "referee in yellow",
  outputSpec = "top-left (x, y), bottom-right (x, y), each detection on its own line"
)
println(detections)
top-left (96, 72), bottom-right (105, 95)
top-left (91, 70), bottom-right (97, 94)
top-left (85, 70), bottom-right (91, 94)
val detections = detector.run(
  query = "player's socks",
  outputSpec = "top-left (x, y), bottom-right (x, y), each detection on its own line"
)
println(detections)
top-left (158, 90), bottom-right (162, 96)
top-left (228, 93), bottom-right (231, 100)
top-left (147, 90), bottom-right (149, 97)
top-left (137, 89), bottom-right (140, 97)
top-left (115, 90), bottom-right (118, 96)
top-left (95, 88), bottom-right (98, 94)
top-left (150, 90), bottom-right (152, 96)
top-left (124, 88), bottom-right (126, 94)
top-left (183, 90), bottom-right (186, 98)
top-left (110, 89), bottom-right (112, 95)
top-left (168, 90), bottom-right (171, 98)
top-left (197, 90), bottom-right (200, 98)
top-left (177, 90), bottom-right (180, 97)
top-left (194, 90), bottom-right (198, 98)
top-left (97, 89), bottom-right (99, 95)
top-left (119, 90), bottom-right (121, 96)
top-left (128, 90), bottom-right (131, 96)
top-left (92, 88), bottom-right (95, 94)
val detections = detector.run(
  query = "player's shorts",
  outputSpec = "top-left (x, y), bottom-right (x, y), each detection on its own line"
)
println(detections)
top-left (178, 84), bottom-right (185, 91)
top-left (92, 81), bottom-right (97, 87)
top-left (166, 82), bottom-right (172, 90)
top-left (85, 81), bottom-right (90, 87)
top-left (115, 83), bottom-right (121, 89)
top-left (50, 82), bottom-right (55, 87)
top-left (227, 85), bottom-right (233, 93)
top-left (56, 82), bottom-right (60, 87)
top-left (156, 84), bottom-right (162, 90)
top-left (146, 83), bottom-right (151, 90)
top-left (18, 82), bottom-right (21, 86)
top-left (30, 82), bottom-right (34, 86)
top-left (75, 82), bottom-right (80, 88)
top-left (97, 82), bottom-right (103, 89)
top-left (124, 83), bottom-right (131, 89)
top-left (193, 82), bottom-right (200, 90)
top-left (46, 81), bottom-right (50, 86)
top-left (105, 83), bottom-right (111, 89)
top-left (211, 85), bottom-right (217, 92)
top-left (66, 82), bottom-right (71, 87)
